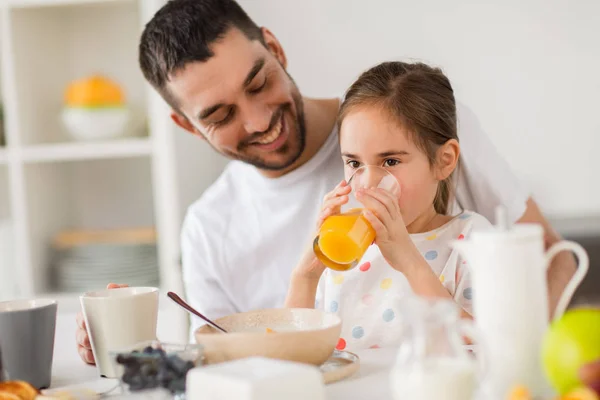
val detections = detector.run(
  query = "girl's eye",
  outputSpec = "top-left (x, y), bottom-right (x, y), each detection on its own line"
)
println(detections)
top-left (383, 159), bottom-right (400, 167)
top-left (346, 160), bottom-right (361, 169)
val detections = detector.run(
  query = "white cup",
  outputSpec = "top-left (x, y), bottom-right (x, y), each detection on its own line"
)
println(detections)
top-left (80, 287), bottom-right (159, 378)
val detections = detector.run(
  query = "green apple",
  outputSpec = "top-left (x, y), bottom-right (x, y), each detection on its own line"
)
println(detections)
top-left (542, 307), bottom-right (600, 394)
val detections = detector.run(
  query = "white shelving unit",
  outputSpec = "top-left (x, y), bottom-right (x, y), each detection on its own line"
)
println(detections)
top-left (0, 0), bottom-right (189, 340)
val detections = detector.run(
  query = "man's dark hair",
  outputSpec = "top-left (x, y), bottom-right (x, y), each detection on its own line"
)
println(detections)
top-left (139, 0), bottom-right (264, 107)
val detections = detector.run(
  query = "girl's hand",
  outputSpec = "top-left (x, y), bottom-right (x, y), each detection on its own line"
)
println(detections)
top-left (356, 187), bottom-right (414, 271)
top-left (316, 180), bottom-right (351, 230)
top-left (292, 180), bottom-right (351, 281)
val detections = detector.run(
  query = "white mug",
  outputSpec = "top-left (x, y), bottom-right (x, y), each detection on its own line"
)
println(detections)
top-left (80, 287), bottom-right (159, 378)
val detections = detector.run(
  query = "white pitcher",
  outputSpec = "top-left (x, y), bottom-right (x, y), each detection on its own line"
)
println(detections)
top-left (451, 220), bottom-right (589, 399)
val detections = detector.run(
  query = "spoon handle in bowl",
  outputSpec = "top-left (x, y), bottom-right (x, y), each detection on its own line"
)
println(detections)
top-left (167, 292), bottom-right (228, 334)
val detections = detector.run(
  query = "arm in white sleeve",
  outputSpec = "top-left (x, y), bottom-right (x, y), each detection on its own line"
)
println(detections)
top-left (455, 101), bottom-right (530, 223)
top-left (181, 210), bottom-right (237, 342)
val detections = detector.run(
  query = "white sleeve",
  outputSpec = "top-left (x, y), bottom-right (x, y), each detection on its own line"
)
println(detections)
top-left (181, 209), bottom-right (237, 342)
top-left (454, 101), bottom-right (530, 223)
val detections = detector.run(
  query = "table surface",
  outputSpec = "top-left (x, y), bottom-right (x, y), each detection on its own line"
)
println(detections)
top-left (51, 313), bottom-right (398, 399)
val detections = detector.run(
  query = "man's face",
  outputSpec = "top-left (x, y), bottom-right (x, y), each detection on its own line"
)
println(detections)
top-left (167, 28), bottom-right (306, 172)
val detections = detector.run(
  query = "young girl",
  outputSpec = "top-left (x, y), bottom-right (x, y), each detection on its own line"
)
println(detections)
top-left (285, 61), bottom-right (493, 351)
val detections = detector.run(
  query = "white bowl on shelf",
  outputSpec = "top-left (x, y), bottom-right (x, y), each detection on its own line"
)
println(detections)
top-left (61, 107), bottom-right (130, 141)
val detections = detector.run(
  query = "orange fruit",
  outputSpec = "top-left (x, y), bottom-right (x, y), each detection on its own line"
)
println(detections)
top-left (561, 387), bottom-right (599, 400)
top-left (507, 385), bottom-right (532, 400)
top-left (64, 75), bottom-right (125, 107)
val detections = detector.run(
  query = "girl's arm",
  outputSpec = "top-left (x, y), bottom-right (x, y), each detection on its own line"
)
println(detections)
top-left (284, 272), bottom-right (320, 308)
top-left (399, 245), bottom-right (473, 320)
top-left (284, 249), bottom-right (325, 308)
top-left (358, 188), bottom-right (473, 319)
top-left (286, 180), bottom-right (350, 308)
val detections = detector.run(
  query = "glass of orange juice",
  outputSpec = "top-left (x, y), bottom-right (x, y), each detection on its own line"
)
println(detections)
top-left (313, 166), bottom-right (400, 271)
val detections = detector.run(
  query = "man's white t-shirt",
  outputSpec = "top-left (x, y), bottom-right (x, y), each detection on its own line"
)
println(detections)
top-left (181, 102), bottom-right (529, 339)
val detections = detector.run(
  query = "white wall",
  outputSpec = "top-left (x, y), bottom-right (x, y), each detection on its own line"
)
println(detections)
top-left (203, 0), bottom-right (598, 218)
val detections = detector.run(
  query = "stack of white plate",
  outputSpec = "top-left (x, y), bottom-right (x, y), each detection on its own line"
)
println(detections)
top-left (50, 228), bottom-right (160, 293)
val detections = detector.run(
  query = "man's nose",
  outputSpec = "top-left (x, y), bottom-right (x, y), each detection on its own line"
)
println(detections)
top-left (240, 100), bottom-right (272, 134)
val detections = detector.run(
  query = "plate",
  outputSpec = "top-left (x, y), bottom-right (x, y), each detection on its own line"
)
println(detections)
top-left (320, 350), bottom-right (360, 384)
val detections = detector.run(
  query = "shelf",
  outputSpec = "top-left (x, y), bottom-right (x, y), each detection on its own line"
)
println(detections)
top-left (8, 0), bottom-right (146, 145)
top-left (20, 137), bottom-right (152, 163)
top-left (0, 167), bottom-right (16, 302)
top-left (23, 158), bottom-right (156, 293)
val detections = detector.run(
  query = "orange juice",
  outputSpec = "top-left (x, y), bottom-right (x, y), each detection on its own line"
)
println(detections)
top-left (314, 208), bottom-right (375, 271)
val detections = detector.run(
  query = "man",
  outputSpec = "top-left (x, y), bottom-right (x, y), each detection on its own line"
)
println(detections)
top-left (76, 0), bottom-right (576, 364)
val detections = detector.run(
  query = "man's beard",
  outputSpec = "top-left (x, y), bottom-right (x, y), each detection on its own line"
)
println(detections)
top-left (217, 76), bottom-right (307, 171)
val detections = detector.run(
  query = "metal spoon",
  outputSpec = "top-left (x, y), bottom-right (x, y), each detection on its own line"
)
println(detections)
top-left (167, 291), bottom-right (228, 333)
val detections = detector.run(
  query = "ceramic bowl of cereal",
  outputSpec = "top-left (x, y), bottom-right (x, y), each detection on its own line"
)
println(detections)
top-left (194, 308), bottom-right (342, 366)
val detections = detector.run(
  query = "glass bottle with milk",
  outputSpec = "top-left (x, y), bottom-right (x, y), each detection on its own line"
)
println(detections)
top-left (390, 297), bottom-right (484, 400)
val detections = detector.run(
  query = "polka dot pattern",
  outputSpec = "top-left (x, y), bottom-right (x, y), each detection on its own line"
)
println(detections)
top-left (330, 300), bottom-right (338, 313)
top-left (359, 262), bottom-right (371, 272)
top-left (463, 287), bottom-right (473, 300)
top-left (352, 326), bottom-right (365, 339)
top-left (382, 309), bottom-right (395, 322)
top-left (315, 211), bottom-right (480, 350)
top-left (380, 278), bottom-right (392, 290)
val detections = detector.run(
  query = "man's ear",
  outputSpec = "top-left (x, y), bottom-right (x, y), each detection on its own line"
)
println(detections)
top-left (435, 139), bottom-right (460, 180)
top-left (261, 27), bottom-right (287, 69)
top-left (170, 111), bottom-right (205, 140)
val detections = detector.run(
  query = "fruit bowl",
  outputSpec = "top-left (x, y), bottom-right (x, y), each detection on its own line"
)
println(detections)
top-left (61, 107), bottom-right (130, 141)
top-left (194, 308), bottom-right (342, 366)
top-left (109, 340), bottom-right (203, 395)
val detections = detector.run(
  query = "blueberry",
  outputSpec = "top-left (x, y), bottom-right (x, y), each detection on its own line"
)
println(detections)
top-left (116, 354), bottom-right (138, 365)
top-left (168, 379), bottom-right (186, 393)
top-left (184, 361), bottom-right (194, 370)
top-left (128, 375), bottom-right (145, 391)
top-left (143, 346), bottom-right (154, 354)
top-left (166, 355), bottom-right (188, 375)
top-left (122, 371), bottom-right (135, 384)
top-left (140, 363), bottom-right (156, 377)
top-left (157, 369), bottom-right (170, 385)
top-left (144, 376), bottom-right (159, 390)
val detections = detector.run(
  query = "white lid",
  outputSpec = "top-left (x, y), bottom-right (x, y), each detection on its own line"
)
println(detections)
top-left (470, 223), bottom-right (544, 242)
top-left (467, 206), bottom-right (544, 242)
